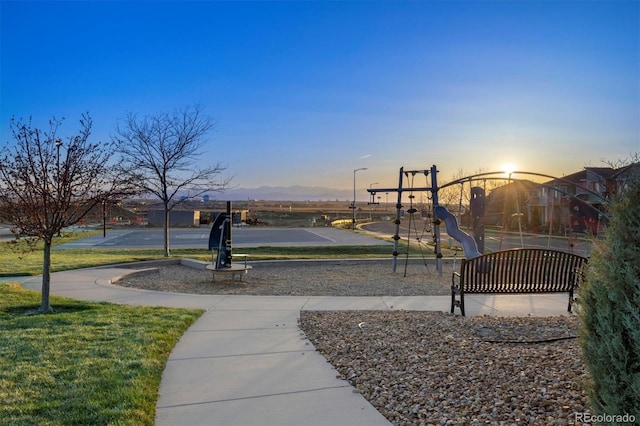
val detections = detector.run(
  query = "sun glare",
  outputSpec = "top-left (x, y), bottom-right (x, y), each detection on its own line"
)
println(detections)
top-left (501, 163), bottom-right (517, 177)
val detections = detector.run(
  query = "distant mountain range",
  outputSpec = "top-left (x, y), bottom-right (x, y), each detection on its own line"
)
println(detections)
top-left (216, 185), bottom-right (354, 201)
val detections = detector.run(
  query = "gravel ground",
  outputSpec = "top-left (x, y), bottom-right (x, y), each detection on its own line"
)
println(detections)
top-left (300, 311), bottom-right (588, 426)
top-left (114, 259), bottom-right (591, 425)
top-left (114, 258), bottom-right (454, 296)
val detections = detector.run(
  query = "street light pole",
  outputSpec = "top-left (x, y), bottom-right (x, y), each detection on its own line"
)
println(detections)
top-left (352, 167), bottom-right (367, 230)
top-left (55, 139), bottom-right (62, 237)
top-left (55, 138), bottom-right (62, 186)
top-left (103, 199), bottom-right (107, 238)
top-left (369, 182), bottom-right (378, 220)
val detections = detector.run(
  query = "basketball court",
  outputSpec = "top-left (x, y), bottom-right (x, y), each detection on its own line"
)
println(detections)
top-left (56, 226), bottom-right (392, 249)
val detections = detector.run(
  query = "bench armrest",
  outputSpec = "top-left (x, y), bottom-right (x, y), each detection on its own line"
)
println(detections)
top-left (452, 271), bottom-right (461, 294)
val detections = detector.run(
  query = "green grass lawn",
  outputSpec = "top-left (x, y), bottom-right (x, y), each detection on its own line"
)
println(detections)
top-left (0, 230), bottom-right (437, 276)
top-left (0, 282), bottom-right (202, 425)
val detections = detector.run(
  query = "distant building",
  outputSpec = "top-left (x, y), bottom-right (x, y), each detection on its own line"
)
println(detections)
top-left (146, 208), bottom-right (249, 227)
top-left (476, 163), bottom-right (638, 236)
top-left (526, 163), bottom-right (639, 235)
top-left (147, 210), bottom-right (201, 227)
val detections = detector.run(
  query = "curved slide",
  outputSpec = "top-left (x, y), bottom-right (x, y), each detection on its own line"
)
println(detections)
top-left (435, 205), bottom-right (481, 259)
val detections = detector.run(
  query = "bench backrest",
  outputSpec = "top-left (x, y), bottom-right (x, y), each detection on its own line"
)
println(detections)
top-left (459, 248), bottom-right (588, 293)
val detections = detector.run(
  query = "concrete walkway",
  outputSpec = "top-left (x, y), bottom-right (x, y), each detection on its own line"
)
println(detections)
top-left (14, 266), bottom-right (573, 426)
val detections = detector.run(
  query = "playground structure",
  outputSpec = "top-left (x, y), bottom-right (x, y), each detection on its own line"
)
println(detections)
top-left (367, 165), bottom-right (608, 275)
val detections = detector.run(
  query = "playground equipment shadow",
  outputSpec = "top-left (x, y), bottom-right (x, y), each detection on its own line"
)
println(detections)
top-left (16, 263), bottom-right (574, 426)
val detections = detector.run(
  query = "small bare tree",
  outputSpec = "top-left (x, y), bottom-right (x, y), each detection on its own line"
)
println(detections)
top-left (113, 105), bottom-right (231, 257)
top-left (438, 168), bottom-right (499, 210)
top-left (0, 114), bottom-right (138, 313)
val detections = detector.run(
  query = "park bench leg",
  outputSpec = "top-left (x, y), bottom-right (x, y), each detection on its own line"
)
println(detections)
top-left (450, 289), bottom-right (465, 316)
top-left (568, 289), bottom-right (574, 313)
top-left (451, 274), bottom-right (464, 316)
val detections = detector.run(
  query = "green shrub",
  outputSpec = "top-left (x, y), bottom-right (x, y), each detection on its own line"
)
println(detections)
top-left (578, 177), bottom-right (640, 419)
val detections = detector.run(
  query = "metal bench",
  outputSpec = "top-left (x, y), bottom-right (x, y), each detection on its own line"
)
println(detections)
top-left (205, 262), bottom-right (252, 280)
top-left (451, 248), bottom-right (588, 316)
top-left (206, 252), bottom-right (252, 281)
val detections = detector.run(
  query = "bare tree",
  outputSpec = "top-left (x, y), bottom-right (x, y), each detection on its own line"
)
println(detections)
top-left (0, 114), bottom-right (138, 313)
top-left (601, 152), bottom-right (640, 170)
top-left (113, 105), bottom-right (231, 257)
top-left (438, 168), bottom-right (500, 210)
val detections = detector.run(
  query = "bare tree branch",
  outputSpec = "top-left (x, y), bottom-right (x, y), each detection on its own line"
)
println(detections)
top-left (113, 104), bottom-right (232, 256)
top-left (0, 113), bottom-right (139, 313)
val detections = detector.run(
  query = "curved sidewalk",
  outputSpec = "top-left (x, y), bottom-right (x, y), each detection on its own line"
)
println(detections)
top-left (17, 267), bottom-right (572, 426)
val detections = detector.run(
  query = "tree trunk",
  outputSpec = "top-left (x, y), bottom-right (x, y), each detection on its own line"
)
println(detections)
top-left (163, 207), bottom-right (170, 257)
top-left (39, 239), bottom-right (53, 313)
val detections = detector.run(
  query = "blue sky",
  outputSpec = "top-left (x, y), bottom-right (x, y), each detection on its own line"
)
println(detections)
top-left (1, 1), bottom-right (638, 197)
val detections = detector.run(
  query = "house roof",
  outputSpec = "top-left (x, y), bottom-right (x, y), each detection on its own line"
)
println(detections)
top-left (543, 169), bottom-right (585, 186)
top-left (612, 162), bottom-right (640, 179)
top-left (585, 167), bottom-right (617, 179)
top-left (543, 167), bottom-right (616, 186)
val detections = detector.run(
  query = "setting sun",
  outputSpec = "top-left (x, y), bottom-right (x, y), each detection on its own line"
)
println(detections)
top-left (501, 163), bottom-right (517, 177)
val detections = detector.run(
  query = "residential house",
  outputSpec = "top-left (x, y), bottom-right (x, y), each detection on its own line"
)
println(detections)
top-left (526, 163), bottom-right (639, 235)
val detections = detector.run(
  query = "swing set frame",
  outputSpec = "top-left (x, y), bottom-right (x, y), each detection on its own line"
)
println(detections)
top-left (368, 165), bottom-right (445, 274)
